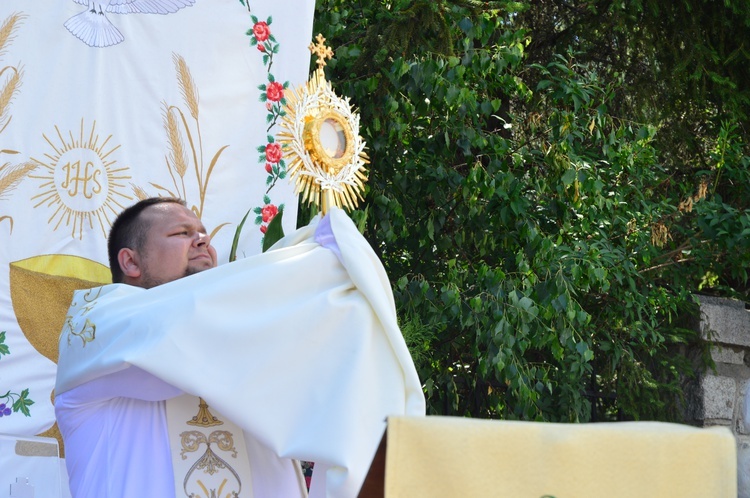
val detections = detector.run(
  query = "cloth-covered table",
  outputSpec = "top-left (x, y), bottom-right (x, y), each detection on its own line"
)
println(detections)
top-left (383, 415), bottom-right (737, 497)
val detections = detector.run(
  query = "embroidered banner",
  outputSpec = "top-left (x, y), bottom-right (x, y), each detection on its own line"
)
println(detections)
top-left (0, 0), bottom-right (314, 494)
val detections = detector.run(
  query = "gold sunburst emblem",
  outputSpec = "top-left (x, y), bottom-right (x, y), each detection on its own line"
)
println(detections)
top-left (277, 34), bottom-right (369, 214)
top-left (30, 119), bottom-right (132, 239)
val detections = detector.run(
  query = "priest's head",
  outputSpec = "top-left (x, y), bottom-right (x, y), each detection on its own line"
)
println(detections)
top-left (107, 197), bottom-right (217, 288)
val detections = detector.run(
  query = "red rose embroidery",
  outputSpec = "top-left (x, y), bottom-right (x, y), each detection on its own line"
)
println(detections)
top-left (260, 224), bottom-right (267, 234)
top-left (257, 44), bottom-right (266, 52)
top-left (261, 204), bottom-right (279, 223)
top-left (265, 162), bottom-right (273, 173)
top-left (265, 143), bottom-right (282, 163)
top-left (253, 22), bottom-right (270, 42)
top-left (266, 81), bottom-right (284, 102)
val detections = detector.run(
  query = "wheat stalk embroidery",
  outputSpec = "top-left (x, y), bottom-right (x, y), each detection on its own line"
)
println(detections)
top-left (0, 12), bottom-right (34, 233)
top-left (139, 53), bottom-right (230, 240)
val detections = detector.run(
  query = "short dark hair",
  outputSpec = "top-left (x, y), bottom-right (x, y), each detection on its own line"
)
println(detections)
top-left (107, 197), bottom-right (186, 283)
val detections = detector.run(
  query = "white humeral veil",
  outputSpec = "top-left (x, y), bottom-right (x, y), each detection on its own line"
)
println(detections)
top-left (55, 207), bottom-right (426, 497)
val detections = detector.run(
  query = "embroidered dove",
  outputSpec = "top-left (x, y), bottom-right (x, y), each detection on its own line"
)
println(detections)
top-left (65, 0), bottom-right (196, 48)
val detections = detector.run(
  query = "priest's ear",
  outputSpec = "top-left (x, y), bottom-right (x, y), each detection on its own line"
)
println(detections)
top-left (117, 248), bottom-right (142, 280)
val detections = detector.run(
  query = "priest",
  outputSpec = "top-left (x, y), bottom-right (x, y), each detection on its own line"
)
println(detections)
top-left (55, 197), bottom-right (425, 497)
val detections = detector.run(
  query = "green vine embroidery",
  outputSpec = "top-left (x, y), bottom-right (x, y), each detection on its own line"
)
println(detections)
top-left (0, 331), bottom-right (34, 417)
top-left (245, 10), bottom-right (288, 239)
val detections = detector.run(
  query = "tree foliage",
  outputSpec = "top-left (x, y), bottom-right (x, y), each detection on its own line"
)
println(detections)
top-left (312, 0), bottom-right (750, 421)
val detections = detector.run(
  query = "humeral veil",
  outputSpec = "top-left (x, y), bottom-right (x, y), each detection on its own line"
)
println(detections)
top-left (55, 208), bottom-right (426, 497)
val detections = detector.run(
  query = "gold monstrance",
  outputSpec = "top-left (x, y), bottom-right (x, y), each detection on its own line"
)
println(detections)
top-left (277, 34), bottom-right (369, 215)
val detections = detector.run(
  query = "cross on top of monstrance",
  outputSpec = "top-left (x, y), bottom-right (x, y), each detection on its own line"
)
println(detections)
top-left (309, 34), bottom-right (334, 73)
top-left (277, 34), bottom-right (369, 215)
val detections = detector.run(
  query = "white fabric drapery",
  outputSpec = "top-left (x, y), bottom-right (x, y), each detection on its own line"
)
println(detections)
top-left (56, 208), bottom-right (426, 497)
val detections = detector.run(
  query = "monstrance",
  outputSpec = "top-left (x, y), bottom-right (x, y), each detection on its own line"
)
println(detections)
top-left (277, 34), bottom-right (369, 215)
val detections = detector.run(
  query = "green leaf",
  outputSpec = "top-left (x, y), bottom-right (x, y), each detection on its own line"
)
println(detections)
top-left (537, 79), bottom-right (554, 90)
top-left (262, 211), bottom-right (285, 253)
top-left (13, 389), bottom-right (33, 417)
top-left (229, 209), bottom-right (252, 263)
top-left (561, 168), bottom-right (577, 186)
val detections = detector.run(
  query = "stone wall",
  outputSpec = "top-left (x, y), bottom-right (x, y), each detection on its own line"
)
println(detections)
top-left (691, 295), bottom-right (750, 497)
top-left (690, 295), bottom-right (750, 431)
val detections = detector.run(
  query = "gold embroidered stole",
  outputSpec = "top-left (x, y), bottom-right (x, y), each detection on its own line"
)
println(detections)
top-left (166, 395), bottom-right (254, 498)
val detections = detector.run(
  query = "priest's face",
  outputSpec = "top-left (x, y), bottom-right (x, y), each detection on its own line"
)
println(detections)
top-left (130, 203), bottom-right (217, 288)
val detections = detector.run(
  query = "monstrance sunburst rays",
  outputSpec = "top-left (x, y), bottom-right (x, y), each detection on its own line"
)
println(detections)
top-left (277, 34), bottom-right (369, 214)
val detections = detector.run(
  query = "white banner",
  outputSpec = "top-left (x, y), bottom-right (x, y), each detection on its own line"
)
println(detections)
top-left (0, 0), bottom-right (314, 492)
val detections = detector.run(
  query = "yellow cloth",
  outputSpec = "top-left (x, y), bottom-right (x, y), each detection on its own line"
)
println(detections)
top-left (385, 416), bottom-right (737, 498)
